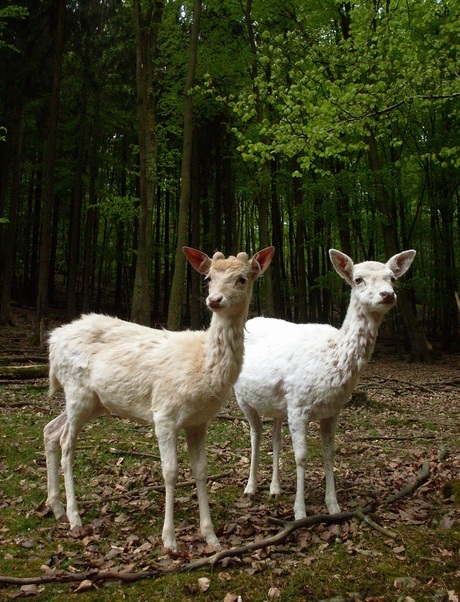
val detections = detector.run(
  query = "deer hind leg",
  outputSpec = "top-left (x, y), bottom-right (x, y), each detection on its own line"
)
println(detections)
top-left (185, 423), bottom-right (220, 548)
top-left (44, 412), bottom-right (68, 521)
top-left (320, 414), bottom-right (341, 514)
top-left (237, 399), bottom-right (263, 496)
top-left (270, 417), bottom-right (283, 496)
top-left (51, 389), bottom-right (105, 529)
top-left (61, 399), bottom-right (104, 529)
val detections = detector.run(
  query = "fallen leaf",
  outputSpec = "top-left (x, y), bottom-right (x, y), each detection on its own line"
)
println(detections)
top-left (74, 579), bottom-right (93, 593)
top-left (198, 577), bottom-right (210, 592)
top-left (19, 584), bottom-right (38, 596)
top-left (133, 541), bottom-right (152, 554)
top-left (223, 595), bottom-right (242, 602)
top-left (268, 586), bottom-right (281, 599)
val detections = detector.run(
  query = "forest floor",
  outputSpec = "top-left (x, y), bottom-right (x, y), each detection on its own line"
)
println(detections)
top-left (0, 308), bottom-right (459, 601)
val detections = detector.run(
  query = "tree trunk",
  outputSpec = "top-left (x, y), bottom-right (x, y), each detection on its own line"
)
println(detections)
top-left (189, 140), bottom-right (201, 329)
top-left (366, 128), bottom-right (431, 361)
top-left (243, 0), bottom-right (274, 315)
top-left (33, 0), bottom-right (66, 346)
top-left (66, 76), bottom-right (88, 320)
top-left (131, 0), bottom-right (164, 326)
top-left (167, 0), bottom-right (201, 330)
top-left (271, 161), bottom-right (286, 319)
top-left (0, 106), bottom-right (25, 325)
top-left (293, 175), bottom-right (308, 323)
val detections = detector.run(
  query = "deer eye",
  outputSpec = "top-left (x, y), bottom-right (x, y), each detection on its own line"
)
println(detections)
top-left (204, 275), bottom-right (211, 284)
top-left (354, 277), bottom-right (364, 285)
top-left (237, 276), bottom-right (247, 285)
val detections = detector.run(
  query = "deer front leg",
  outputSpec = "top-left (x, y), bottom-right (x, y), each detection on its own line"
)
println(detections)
top-left (185, 423), bottom-right (220, 548)
top-left (288, 410), bottom-right (308, 520)
top-left (155, 417), bottom-right (179, 551)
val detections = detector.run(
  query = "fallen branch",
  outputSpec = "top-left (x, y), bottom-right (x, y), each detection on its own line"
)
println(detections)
top-left (355, 434), bottom-right (436, 441)
top-left (0, 401), bottom-right (43, 408)
top-left (355, 510), bottom-right (398, 539)
top-left (0, 355), bottom-right (48, 366)
top-left (108, 448), bottom-right (161, 460)
top-left (383, 459), bottom-right (431, 505)
top-left (0, 364), bottom-right (48, 380)
top-left (0, 568), bottom-right (162, 587)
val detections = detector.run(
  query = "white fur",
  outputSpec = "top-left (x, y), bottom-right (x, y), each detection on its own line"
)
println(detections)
top-left (44, 246), bottom-right (274, 550)
top-left (234, 249), bottom-right (416, 519)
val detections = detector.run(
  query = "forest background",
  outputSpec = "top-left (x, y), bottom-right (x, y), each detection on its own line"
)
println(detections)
top-left (0, 0), bottom-right (459, 360)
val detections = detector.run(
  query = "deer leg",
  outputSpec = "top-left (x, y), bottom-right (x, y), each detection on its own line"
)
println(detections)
top-left (238, 400), bottom-right (263, 496)
top-left (185, 423), bottom-right (220, 548)
top-left (155, 416), bottom-right (179, 551)
top-left (270, 417), bottom-right (283, 496)
top-left (44, 412), bottom-right (68, 521)
top-left (288, 410), bottom-right (308, 520)
top-left (320, 414), bottom-right (341, 514)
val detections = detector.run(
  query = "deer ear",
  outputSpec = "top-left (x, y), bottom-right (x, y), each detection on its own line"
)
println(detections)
top-left (251, 246), bottom-right (275, 279)
top-left (386, 250), bottom-right (416, 278)
top-left (329, 249), bottom-right (354, 285)
top-left (183, 247), bottom-right (212, 274)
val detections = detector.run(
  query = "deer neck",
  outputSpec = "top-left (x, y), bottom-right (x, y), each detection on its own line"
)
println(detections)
top-left (337, 296), bottom-right (384, 376)
top-left (204, 310), bottom-right (247, 391)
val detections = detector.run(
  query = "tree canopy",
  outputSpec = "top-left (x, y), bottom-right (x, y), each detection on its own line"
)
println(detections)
top-left (0, 0), bottom-right (459, 357)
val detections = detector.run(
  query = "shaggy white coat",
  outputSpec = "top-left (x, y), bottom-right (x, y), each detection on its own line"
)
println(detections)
top-left (234, 249), bottom-right (416, 519)
top-left (44, 245), bottom-right (274, 550)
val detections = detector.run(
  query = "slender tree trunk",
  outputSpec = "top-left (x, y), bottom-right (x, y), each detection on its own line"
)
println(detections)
top-left (243, 0), bottom-right (274, 315)
top-left (270, 160), bottom-right (286, 318)
top-left (33, 0), bottom-right (66, 346)
top-left (190, 140), bottom-right (201, 329)
top-left (0, 107), bottom-right (25, 325)
top-left (293, 175), bottom-right (307, 323)
top-left (115, 137), bottom-right (128, 313)
top-left (167, 0), bottom-right (201, 330)
top-left (366, 128), bottom-right (431, 361)
top-left (66, 76), bottom-right (88, 319)
top-left (131, 0), bottom-right (164, 326)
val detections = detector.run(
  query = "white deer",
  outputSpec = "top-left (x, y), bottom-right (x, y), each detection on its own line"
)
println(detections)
top-left (234, 248), bottom-right (416, 519)
top-left (44, 245), bottom-right (274, 550)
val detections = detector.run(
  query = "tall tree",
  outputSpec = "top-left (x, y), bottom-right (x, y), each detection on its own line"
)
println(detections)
top-left (131, 0), bottom-right (164, 325)
top-left (167, 0), bottom-right (202, 330)
top-left (33, 0), bottom-right (67, 345)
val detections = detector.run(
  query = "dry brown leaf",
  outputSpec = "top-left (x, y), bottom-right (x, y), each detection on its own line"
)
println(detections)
top-left (268, 586), bottom-right (281, 599)
top-left (197, 577), bottom-right (210, 591)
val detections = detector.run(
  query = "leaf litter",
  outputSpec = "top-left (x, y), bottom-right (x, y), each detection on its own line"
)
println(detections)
top-left (0, 342), bottom-right (459, 600)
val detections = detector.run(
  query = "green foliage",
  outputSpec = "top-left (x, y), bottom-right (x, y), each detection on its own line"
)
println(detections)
top-left (0, 0), bottom-right (458, 348)
top-left (226, 0), bottom-right (460, 173)
top-left (0, 3), bottom-right (28, 51)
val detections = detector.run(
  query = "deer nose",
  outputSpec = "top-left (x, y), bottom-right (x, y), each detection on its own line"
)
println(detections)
top-left (380, 290), bottom-right (396, 303)
top-left (207, 295), bottom-right (224, 309)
